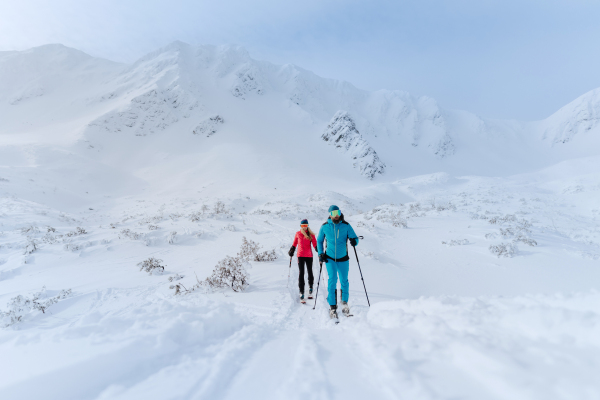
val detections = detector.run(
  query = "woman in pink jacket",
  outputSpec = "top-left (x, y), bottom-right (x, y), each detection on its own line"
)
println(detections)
top-left (288, 219), bottom-right (317, 301)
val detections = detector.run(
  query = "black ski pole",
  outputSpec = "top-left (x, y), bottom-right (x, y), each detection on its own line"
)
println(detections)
top-left (312, 261), bottom-right (324, 310)
top-left (286, 257), bottom-right (292, 287)
top-left (352, 239), bottom-right (370, 307)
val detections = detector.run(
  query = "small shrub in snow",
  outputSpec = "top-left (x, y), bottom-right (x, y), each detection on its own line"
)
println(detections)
top-left (20, 225), bottom-right (39, 235)
top-left (119, 229), bottom-right (143, 240)
top-left (168, 273), bottom-right (184, 282)
top-left (255, 249), bottom-right (277, 262)
top-left (148, 225), bottom-right (160, 230)
top-left (442, 239), bottom-right (469, 246)
top-left (169, 212), bottom-right (183, 221)
top-left (409, 203), bottom-right (422, 213)
top-left (488, 214), bottom-right (517, 225)
top-left (167, 231), bottom-right (177, 244)
top-left (515, 235), bottom-right (538, 247)
top-left (65, 227), bottom-right (87, 237)
top-left (489, 243), bottom-right (518, 258)
top-left (223, 224), bottom-right (236, 232)
top-left (213, 201), bottom-right (227, 214)
top-left (1, 287), bottom-right (72, 327)
top-left (203, 255), bottom-right (249, 292)
top-left (485, 232), bottom-right (498, 240)
top-left (138, 257), bottom-right (165, 275)
top-left (499, 227), bottom-right (515, 238)
top-left (436, 202), bottom-right (457, 212)
top-left (46, 226), bottom-right (56, 233)
top-left (24, 238), bottom-right (39, 254)
top-left (63, 241), bottom-right (92, 252)
top-left (238, 237), bottom-right (278, 262)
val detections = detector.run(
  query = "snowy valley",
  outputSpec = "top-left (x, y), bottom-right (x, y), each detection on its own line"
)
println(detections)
top-left (1, 42), bottom-right (600, 400)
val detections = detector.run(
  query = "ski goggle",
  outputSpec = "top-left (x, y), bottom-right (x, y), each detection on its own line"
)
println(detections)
top-left (330, 210), bottom-right (341, 217)
top-left (300, 224), bottom-right (309, 227)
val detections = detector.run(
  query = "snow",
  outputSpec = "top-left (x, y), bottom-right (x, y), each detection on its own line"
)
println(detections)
top-left (1, 42), bottom-right (600, 399)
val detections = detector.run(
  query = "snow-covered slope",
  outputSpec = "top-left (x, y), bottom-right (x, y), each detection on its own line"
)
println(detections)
top-left (2, 42), bottom-right (600, 400)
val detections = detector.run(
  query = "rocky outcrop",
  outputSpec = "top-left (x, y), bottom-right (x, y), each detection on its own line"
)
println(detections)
top-left (322, 111), bottom-right (385, 179)
top-left (193, 115), bottom-right (224, 137)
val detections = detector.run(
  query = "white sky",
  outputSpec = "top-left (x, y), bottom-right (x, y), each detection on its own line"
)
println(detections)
top-left (2, 0), bottom-right (600, 120)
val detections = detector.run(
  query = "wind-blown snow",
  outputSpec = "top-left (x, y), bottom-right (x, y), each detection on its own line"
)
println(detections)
top-left (1, 42), bottom-right (600, 400)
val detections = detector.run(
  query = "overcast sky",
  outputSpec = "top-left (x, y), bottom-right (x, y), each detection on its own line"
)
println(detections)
top-left (1, 0), bottom-right (599, 120)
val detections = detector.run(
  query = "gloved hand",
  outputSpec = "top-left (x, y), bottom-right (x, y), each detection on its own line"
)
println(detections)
top-left (288, 246), bottom-right (296, 257)
top-left (318, 253), bottom-right (327, 263)
top-left (349, 237), bottom-right (357, 247)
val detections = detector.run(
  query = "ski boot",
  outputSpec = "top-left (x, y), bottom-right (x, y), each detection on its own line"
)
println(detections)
top-left (308, 286), bottom-right (314, 299)
top-left (341, 301), bottom-right (351, 316)
top-left (300, 292), bottom-right (306, 304)
top-left (329, 305), bottom-right (339, 321)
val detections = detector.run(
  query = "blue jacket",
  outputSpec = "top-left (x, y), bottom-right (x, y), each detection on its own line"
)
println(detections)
top-left (317, 216), bottom-right (359, 261)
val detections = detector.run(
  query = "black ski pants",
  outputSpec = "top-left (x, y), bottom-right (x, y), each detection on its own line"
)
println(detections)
top-left (298, 256), bottom-right (314, 293)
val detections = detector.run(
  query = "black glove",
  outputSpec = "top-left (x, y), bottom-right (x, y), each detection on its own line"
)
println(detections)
top-left (349, 237), bottom-right (357, 247)
top-left (288, 246), bottom-right (296, 257)
top-left (319, 253), bottom-right (327, 263)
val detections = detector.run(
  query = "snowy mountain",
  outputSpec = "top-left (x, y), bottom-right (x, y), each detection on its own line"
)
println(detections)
top-left (2, 41), bottom-right (600, 193)
top-left (2, 42), bottom-right (600, 400)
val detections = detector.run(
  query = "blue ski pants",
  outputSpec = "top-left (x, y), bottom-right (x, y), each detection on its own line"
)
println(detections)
top-left (326, 260), bottom-right (349, 306)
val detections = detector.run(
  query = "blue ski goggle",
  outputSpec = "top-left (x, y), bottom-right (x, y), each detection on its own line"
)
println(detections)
top-left (330, 209), bottom-right (341, 217)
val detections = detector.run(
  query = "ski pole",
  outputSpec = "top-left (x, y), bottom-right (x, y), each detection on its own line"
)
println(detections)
top-left (352, 237), bottom-right (370, 307)
top-left (312, 261), bottom-right (324, 310)
top-left (286, 257), bottom-right (292, 287)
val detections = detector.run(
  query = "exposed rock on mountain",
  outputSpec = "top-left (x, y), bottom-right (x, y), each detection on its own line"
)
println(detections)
top-left (193, 115), bottom-right (224, 137)
top-left (322, 111), bottom-right (385, 179)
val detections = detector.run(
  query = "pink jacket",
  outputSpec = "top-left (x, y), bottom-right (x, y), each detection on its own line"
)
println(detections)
top-left (293, 230), bottom-right (317, 258)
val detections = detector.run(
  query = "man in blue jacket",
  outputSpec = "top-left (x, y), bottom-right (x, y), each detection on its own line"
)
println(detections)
top-left (317, 205), bottom-right (359, 319)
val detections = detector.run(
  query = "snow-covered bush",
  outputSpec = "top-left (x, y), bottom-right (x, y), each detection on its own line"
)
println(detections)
top-left (20, 225), bottom-right (39, 235)
top-left (442, 239), bottom-right (469, 246)
top-left (171, 237), bottom-right (277, 295)
top-left (148, 224), bottom-right (160, 230)
top-left (1, 287), bottom-right (72, 327)
top-left (167, 231), bottom-right (177, 244)
top-left (24, 238), bottom-right (39, 254)
top-left (223, 224), bottom-right (236, 232)
top-left (214, 201), bottom-right (227, 214)
top-left (515, 236), bottom-right (538, 247)
top-left (119, 229), bottom-right (143, 240)
top-left (255, 249), bottom-right (277, 262)
top-left (489, 243), bottom-right (518, 258)
top-left (138, 257), bottom-right (165, 275)
top-left (488, 214), bottom-right (517, 225)
top-left (435, 202), bottom-right (457, 212)
top-left (203, 255), bottom-right (249, 292)
top-left (492, 217), bottom-right (537, 247)
top-left (63, 241), bottom-right (92, 252)
top-left (168, 273), bottom-right (184, 282)
top-left (238, 237), bottom-right (278, 262)
top-left (65, 227), bottom-right (87, 237)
